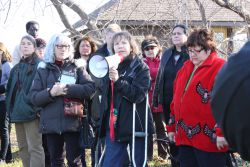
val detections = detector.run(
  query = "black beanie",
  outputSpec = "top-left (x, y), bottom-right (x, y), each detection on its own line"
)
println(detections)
top-left (211, 41), bottom-right (250, 161)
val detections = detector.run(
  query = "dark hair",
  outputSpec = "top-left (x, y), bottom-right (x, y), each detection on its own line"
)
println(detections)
top-left (141, 35), bottom-right (162, 57)
top-left (74, 36), bottom-right (97, 59)
top-left (111, 31), bottom-right (139, 55)
top-left (20, 35), bottom-right (37, 48)
top-left (172, 24), bottom-right (188, 35)
top-left (26, 21), bottom-right (39, 32)
top-left (187, 28), bottom-right (216, 52)
top-left (36, 38), bottom-right (46, 48)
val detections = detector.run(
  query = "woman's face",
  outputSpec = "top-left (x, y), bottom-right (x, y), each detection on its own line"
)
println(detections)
top-left (113, 36), bottom-right (131, 58)
top-left (55, 42), bottom-right (71, 61)
top-left (172, 27), bottom-right (187, 47)
top-left (20, 38), bottom-right (35, 58)
top-left (144, 46), bottom-right (159, 58)
top-left (188, 45), bottom-right (211, 67)
top-left (35, 47), bottom-right (45, 59)
top-left (79, 40), bottom-right (91, 57)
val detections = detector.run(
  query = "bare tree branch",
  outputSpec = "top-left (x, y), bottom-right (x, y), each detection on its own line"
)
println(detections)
top-left (212, 0), bottom-right (250, 38)
top-left (4, 0), bottom-right (11, 24)
top-left (51, 0), bottom-right (82, 37)
top-left (212, 0), bottom-right (250, 23)
top-left (58, 0), bottom-right (102, 39)
top-left (195, 0), bottom-right (208, 27)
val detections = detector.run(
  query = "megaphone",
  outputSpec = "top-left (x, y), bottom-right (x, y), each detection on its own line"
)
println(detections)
top-left (88, 54), bottom-right (124, 78)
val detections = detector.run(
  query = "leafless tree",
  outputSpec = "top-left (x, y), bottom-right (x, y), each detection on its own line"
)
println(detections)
top-left (195, 0), bottom-right (208, 27)
top-left (212, 0), bottom-right (250, 38)
top-left (50, 0), bottom-right (103, 42)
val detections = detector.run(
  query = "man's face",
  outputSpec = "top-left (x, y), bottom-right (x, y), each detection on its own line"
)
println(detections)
top-left (27, 23), bottom-right (39, 38)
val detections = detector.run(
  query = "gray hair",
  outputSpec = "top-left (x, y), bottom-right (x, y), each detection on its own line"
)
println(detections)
top-left (44, 34), bottom-right (74, 63)
top-left (104, 23), bottom-right (121, 34)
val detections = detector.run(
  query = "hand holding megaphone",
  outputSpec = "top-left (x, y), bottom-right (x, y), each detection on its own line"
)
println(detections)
top-left (109, 67), bottom-right (119, 82)
top-left (89, 53), bottom-right (124, 78)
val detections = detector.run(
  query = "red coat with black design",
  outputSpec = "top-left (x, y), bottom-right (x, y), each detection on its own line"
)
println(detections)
top-left (166, 52), bottom-right (228, 152)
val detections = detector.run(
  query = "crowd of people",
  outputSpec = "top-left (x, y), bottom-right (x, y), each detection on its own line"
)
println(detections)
top-left (0, 19), bottom-right (248, 167)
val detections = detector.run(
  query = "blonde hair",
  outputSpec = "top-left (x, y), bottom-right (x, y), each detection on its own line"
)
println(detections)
top-left (0, 42), bottom-right (12, 62)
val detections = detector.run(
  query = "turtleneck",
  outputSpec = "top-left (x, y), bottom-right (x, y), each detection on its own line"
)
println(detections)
top-left (55, 60), bottom-right (63, 67)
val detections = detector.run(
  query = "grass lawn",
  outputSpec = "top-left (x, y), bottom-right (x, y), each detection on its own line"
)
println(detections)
top-left (0, 125), bottom-right (248, 167)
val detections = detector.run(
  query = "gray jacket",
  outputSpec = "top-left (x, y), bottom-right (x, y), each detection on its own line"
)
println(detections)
top-left (30, 61), bottom-right (95, 134)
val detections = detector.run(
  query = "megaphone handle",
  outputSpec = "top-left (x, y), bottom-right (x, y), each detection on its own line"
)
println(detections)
top-left (109, 81), bottom-right (115, 141)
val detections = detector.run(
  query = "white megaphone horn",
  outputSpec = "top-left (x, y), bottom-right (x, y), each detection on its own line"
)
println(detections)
top-left (88, 53), bottom-right (124, 78)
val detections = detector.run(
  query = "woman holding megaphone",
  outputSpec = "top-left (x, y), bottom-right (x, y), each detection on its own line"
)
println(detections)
top-left (96, 31), bottom-right (154, 167)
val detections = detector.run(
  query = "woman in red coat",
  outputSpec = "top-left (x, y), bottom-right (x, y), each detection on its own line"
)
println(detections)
top-left (141, 36), bottom-right (168, 161)
top-left (167, 28), bottom-right (228, 167)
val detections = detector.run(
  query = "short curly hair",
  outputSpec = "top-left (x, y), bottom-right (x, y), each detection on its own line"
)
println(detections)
top-left (36, 38), bottom-right (46, 48)
top-left (26, 21), bottom-right (39, 32)
top-left (187, 28), bottom-right (216, 52)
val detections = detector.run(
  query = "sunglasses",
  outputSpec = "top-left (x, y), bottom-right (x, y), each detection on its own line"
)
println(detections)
top-left (144, 46), bottom-right (156, 51)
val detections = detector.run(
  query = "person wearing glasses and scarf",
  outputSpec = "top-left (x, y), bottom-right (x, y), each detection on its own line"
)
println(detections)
top-left (166, 28), bottom-right (228, 167)
top-left (141, 36), bottom-right (168, 161)
top-left (30, 34), bottom-right (95, 167)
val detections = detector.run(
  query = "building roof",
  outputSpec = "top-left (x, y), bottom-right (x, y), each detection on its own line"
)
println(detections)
top-left (81, 0), bottom-right (249, 27)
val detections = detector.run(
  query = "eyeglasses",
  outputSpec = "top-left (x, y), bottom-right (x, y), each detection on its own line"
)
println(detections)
top-left (144, 46), bottom-right (156, 51)
top-left (56, 45), bottom-right (70, 49)
top-left (188, 48), bottom-right (204, 54)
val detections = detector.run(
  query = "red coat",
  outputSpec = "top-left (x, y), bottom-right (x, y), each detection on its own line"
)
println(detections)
top-left (144, 56), bottom-right (162, 112)
top-left (166, 52), bottom-right (227, 152)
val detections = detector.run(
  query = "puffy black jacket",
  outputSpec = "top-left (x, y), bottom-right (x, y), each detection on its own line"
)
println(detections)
top-left (30, 60), bottom-right (95, 134)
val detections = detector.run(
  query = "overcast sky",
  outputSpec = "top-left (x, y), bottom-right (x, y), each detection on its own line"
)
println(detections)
top-left (0, 0), bottom-right (109, 52)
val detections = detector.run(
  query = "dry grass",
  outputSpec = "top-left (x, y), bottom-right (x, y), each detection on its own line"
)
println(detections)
top-left (1, 125), bottom-right (248, 167)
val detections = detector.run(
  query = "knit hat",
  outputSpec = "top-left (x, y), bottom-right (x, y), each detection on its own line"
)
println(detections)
top-left (211, 41), bottom-right (250, 161)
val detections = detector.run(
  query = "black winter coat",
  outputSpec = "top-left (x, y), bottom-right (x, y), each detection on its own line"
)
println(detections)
top-left (152, 46), bottom-right (189, 108)
top-left (87, 44), bottom-right (110, 129)
top-left (30, 60), bottom-right (95, 134)
top-left (211, 41), bottom-right (250, 161)
top-left (99, 55), bottom-right (155, 142)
